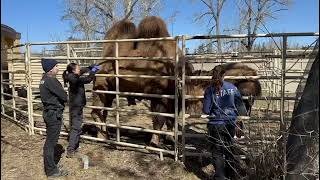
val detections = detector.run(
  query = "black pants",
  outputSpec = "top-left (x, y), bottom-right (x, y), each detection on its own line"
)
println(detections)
top-left (43, 109), bottom-right (63, 176)
top-left (207, 123), bottom-right (240, 180)
top-left (67, 106), bottom-right (83, 153)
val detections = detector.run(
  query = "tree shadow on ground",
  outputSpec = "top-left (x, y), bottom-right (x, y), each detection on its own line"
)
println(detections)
top-left (132, 152), bottom-right (184, 179)
top-left (182, 122), bottom-right (252, 179)
top-left (182, 123), bottom-right (214, 179)
top-left (184, 156), bottom-right (213, 180)
top-left (1, 137), bottom-right (29, 155)
top-left (1, 111), bottom-right (29, 127)
top-left (85, 125), bottom-right (176, 150)
top-left (108, 167), bottom-right (145, 179)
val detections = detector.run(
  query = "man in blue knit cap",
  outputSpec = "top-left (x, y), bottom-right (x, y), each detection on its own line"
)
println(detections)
top-left (39, 58), bottom-right (68, 177)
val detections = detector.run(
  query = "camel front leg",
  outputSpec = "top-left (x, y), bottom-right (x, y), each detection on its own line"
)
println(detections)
top-left (164, 117), bottom-right (175, 144)
top-left (91, 76), bottom-right (110, 140)
top-left (150, 115), bottom-right (167, 147)
top-left (150, 100), bottom-right (168, 147)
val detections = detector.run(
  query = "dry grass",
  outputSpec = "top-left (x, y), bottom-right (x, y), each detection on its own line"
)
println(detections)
top-left (1, 118), bottom-right (200, 180)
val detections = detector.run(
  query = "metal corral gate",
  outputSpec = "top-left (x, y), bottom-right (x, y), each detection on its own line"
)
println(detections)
top-left (1, 32), bottom-right (319, 166)
top-left (179, 32), bottom-right (319, 179)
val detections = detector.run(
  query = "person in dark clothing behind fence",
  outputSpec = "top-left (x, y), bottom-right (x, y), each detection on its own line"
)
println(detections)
top-left (62, 62), bottom-right (100, 158)
top-left (39, 58), bottom-right (68, 178)
top-left (202, 65), bottom-right (248, 180)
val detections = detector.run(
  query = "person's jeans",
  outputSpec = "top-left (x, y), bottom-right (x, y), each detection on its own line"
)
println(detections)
top-left (43, 109), bottom-right (63, 176)
top-left (67, 106), bottom-right (83, 152)
top-left (207, 123), bottom-right (240, 180)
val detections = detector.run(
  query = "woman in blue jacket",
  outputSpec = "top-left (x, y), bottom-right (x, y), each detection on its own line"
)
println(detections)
top-left (203, 65), bottom-right (247, 180)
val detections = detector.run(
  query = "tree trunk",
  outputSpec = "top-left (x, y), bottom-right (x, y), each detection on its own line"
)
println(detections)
top-left (125, 0), bottom-right (132, 16)
top-left (286, 46), bottom-right (319, 180)
top-left (216, 15), bottom-right (222, 53)
top-left (246, 0), bottom-right (253, 52)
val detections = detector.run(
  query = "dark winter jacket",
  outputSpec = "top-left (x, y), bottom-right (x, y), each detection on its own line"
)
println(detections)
top-left (39, 74), bottom-right (68, 111)
top-left (66, 68), bottom-right (95, 107)
top-left (203, 81), bottom-right (248, 125)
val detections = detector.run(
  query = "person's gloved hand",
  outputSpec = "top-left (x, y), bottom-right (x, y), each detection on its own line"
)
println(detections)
top-left (88, 64), bottom-right (96, 70)
top-left (91, 65), bottom-right (101, 73)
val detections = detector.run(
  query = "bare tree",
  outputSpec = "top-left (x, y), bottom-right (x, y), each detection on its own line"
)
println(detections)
top-left (193, 0), bottom-right (226, 53)
top-left (61, 0), bottom-right (163, 40)
top-left (138, 0), bottom-right (163, 18)
top-left (122, 0), bottom-right (139, 20)
top-left (167, 11), bottom-right (179, 36)
top-left (237, 0), bottom-right (291, 51)
top-left (62, 0), bottom-right (114, 40)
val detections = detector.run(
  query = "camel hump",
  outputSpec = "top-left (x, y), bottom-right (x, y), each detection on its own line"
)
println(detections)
top-left (223, 63), bottom-right (258, 76)
top-left (102, 19), bottom-right (137, 58)
top-left (137, 16), bottom-right (170, 38)
top-left (105, 19), bottom-right (137, 40)
top-left (223, 62), bottom-right (245, 70)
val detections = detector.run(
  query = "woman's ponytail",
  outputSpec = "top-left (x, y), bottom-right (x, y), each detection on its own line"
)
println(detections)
top-left (211, 65), bottom-right (226, 96)
top-left (62, 62), bottom-right (77, 88)
top-left (62, 70), bottom-right (69, 88)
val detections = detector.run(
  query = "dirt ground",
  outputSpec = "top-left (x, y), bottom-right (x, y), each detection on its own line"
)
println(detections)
top-left (1, 117), bottom-right (216, 180)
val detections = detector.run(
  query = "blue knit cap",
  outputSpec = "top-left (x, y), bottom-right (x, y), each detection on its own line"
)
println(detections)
top-left (41, 58), bottom-right (58, 73)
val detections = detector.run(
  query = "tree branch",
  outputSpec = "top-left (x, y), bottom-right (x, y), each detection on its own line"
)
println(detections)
top-left (93, 1), bottom-right (113, 20)
top-left (200, 0), bottom-right (213, 10)
top-left (94, 30), bottom-right (105, 35)
top-left (272, 0), bottom-right (290, 6)
top-left (217, 0), bottom-right (226, 14)
top-left (272, 8), bottom-right (288, 13)
top-left (208, 24), bottom-right (216, 34)
top-left (207, 15), bottom-right (216, 29)
top-left (194, 12), bottom-right (214, 22)
top-left (123, 0), bottom-right (139, 20)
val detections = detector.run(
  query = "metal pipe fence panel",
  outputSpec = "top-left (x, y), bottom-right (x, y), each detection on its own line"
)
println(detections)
top-left (1, 33), bottom-right (318, 178)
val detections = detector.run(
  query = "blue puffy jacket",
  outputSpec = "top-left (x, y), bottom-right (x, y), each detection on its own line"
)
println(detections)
top-left (202, 81), bottom-right (248, 125)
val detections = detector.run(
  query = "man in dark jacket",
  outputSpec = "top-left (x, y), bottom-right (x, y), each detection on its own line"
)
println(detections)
top-left (62, 63), bottom-right (100, 157)
top-left (39, 58), bottom-right (68, 178)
